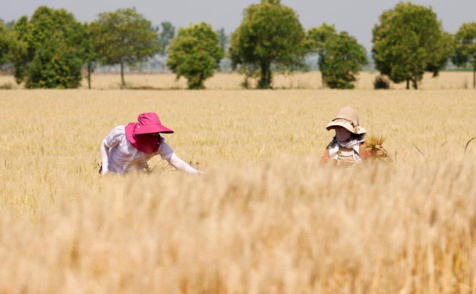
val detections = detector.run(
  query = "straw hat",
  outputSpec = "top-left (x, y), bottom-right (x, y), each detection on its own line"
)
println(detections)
top-left (326, 107), bottom-right (366, 135)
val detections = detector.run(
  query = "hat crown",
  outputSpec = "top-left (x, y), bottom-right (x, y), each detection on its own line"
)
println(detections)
top-left (333, 107), bottom-right (359, 125)
top-left (137, 112), bottom-right (161, 127)
top-left (326, 107), bottom-right (366, 135)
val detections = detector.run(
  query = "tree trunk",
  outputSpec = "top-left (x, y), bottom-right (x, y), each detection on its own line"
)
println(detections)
top-left (266, 66), bottom-right (272, 87)
top-left (473, 66), bottom-right (475, 89)
top-left (406, 79), bottom-right (410, 90)
top-left (87, 62), bottom-right (92, 90)
top-left (197, 74), bottom-right (205, 89)
top-left (412, 77), bottom-right (418, 90)
top-left (120, 62), bottom-right (125, 89)
top-left (259, 62), bottom-right (272, 89)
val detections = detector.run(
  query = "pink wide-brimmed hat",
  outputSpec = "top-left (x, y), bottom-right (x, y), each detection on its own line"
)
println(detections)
top-left (133, 112), bottom-right (174, 135)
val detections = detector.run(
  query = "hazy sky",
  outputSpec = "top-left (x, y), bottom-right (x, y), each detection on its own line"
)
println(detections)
top-left (2, 0), bottom-right (475, 51)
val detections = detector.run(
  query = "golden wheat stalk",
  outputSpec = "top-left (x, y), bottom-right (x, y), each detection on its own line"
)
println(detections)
top-left (464, 137), bottom-right (476, 155)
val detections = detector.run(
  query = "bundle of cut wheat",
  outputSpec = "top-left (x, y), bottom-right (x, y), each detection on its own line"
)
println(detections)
top-left (364, 135), bottom-right (390, 161)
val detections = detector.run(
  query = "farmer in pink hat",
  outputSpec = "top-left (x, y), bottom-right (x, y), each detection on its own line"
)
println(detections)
top-left (100, 112), bottom-right (201, 175)
top-left (319, 106), bottom-right (386, 166)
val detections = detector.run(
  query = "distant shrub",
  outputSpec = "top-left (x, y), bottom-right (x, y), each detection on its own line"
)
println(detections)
top-left (0, 83), bottom-right (13, 89)
top-left (374, 75), bottom-right (390, 89)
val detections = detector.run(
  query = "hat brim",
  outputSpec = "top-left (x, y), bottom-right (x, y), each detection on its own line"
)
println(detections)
top-left (134, 124), bottom-right (174, 135)
top-left (326, 121), bottom-right (366, 135)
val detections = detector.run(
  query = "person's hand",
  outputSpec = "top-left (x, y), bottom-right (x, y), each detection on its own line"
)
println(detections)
top-left (374, 145), bottom-right (385, 156)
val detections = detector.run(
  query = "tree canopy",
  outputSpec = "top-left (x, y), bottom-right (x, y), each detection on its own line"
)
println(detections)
top-left (216, 28), bottom-right (229, 51)
top-left (0, 21), bottom-right (15, 67)
top-left (89, 8), bottom-right (161, 88)
top-left (229, 0), bottom-right (306, 89)
top-left (453, 22), bottom-right (476, 89)
top-left (167, 22), bottom-right (224, 89)
top-left (81, 22), bottom-right (99, 89)
top-left (372, 2), bottom-right (452, 89)
top-left (158, 21), bottom-right (175, 56)
top-left (308, 24), bottom-right (367, 89)
top-left (11, 6), bottom-right (84, 88)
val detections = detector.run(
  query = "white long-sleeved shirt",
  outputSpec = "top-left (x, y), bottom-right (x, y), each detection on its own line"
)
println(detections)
top-left (100, 126), bottom-right (200, 175)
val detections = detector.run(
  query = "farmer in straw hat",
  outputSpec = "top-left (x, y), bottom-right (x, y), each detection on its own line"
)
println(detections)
top-left (100, 112), bottom-right (202, 175)
top-left (319, 106), bottom-right (386, 166)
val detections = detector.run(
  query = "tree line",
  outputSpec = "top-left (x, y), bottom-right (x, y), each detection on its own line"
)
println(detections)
top-left (0, 0), bottom-right (475, 90)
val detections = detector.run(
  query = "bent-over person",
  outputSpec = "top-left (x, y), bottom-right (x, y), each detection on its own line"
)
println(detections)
top-left (100, 112), bottom-right (201, 175)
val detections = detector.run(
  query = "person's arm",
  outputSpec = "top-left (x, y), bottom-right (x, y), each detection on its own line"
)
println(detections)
top-left (100, 139), bottom-right (110, 175)
top-left (359, 145), bottom-right (373, 160)
top-left (319, 148), bottom-right (330, 166)
top-left (100, 126), bottom-right (125, 175)
top-left (166, 153), bottom-right (202, 175)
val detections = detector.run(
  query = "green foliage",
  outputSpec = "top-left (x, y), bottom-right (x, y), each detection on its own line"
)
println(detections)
top-left (0, 21), bottom-right (15, 66)
top-left (308, 24), bottom-right (367, 89)
top-left (158, 22), bottom-right (175, 55)
top-left (453, 22), bottom-right (476, 88)
top-left (167, 22), bottom-right (224, 90)
top-left (216, 28), bottom-right (229, 51)
top-left (10, 16), bottom-right (29, 83)
top-left (453, 22), bottom-right (476, 67)
top-left (372, 3), bottom-right (452, 89)
top-left (80, 23), bottom-right (99, 89)
top-left (229, 0), bottom-right (306, 89)
top-left (307, 23), bottom-right (336, 54)
top-left (426, 31), bottom-right (454, 77)
top-left (11, 6), bottom-right (84, 88)
top-left (321, 33), bottom-right (368, 89)
top-left (373, 75), bottom-right (390, 89)
top-left (89, 8), bottom-right (161, 88)
top-left (27, 37), bottom-right (82, 89)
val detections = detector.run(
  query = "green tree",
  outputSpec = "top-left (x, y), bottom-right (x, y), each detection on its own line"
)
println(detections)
top-left (309, 25), bottom-right (368, 89)
top-left (89, 8), bottom-right (161, 88)
top-left (216, 28), bottom-right (229, 51)
top-left (426, 31), bottom-right (454, 78)
top-left (453, 22), bottom-right (476, 89)
top-left (372, 2), bottom-right (451, 89)
top-left (0, 20), bottom-right (15, 66)
top-left (229, 0), bottom-right (306, 89)
top-left (80, 22), bottom-right (99, 89)
top-left (158, 21), bottom-right (175, 56)
top-left (307, 23), bottom-right (336, 53)
top-left (307, 23), bottom-right (336, 84)
top-left (11, 6), bottom-right (84, 88)
top-left (27, 37), bottom-right (82, 88)
top-left (167, 22), bottom-right (224, 89)
top-left (10, 16), bottom-right (29, 83)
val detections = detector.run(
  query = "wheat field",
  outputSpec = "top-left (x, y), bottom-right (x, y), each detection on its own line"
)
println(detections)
top-left (1, 82), bottom-right (476, 293)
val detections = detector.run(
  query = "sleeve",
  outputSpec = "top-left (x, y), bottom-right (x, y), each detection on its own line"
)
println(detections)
top-left (157, 137), bottom-right (174, 160)
top-left (103, 126), bottom-right (125, 148)
top-left (319, 148), bottom-right (330, 166)
top-left (167, 153), bottom-right (201, 175)
top-left (359, 146), bottom-right (373, 160)
top-left (100, 140), bottom-right (109, 174)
